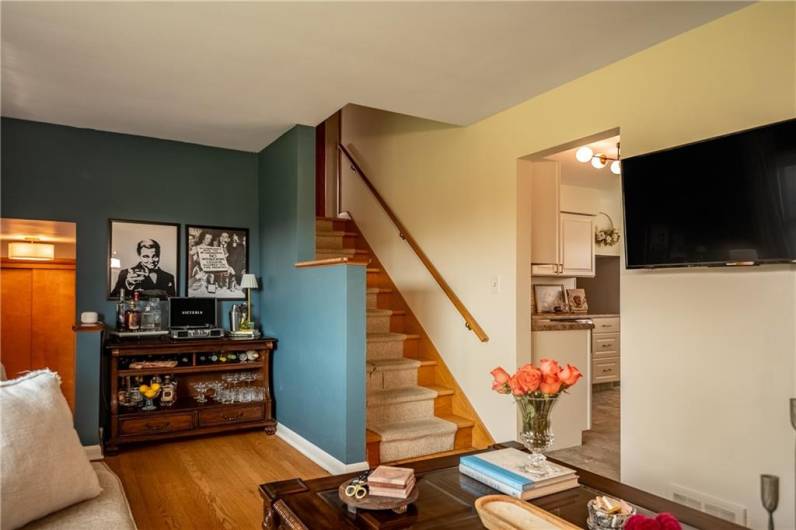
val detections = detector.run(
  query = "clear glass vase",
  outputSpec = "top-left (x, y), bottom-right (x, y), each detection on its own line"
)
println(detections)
top-left (517, 395), bottom-right (558, 477)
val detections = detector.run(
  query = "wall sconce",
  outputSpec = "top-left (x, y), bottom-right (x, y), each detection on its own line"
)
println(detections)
top-left (8, 238), bottom-right (55, 261)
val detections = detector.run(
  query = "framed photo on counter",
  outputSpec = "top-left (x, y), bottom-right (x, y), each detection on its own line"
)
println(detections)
top-left (533, 284), bottom-right (568, 314)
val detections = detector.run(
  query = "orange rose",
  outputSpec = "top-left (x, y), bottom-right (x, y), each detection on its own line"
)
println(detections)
top-left (508, 375), bottom-right (525, 396)
top-left (559, 364), bottom-right (582, 387)
top-left (515, 364), bottom-right (541, 393)
top-left (540, 373), bottom-right (562, 394)
top-left (491, 367), bottom-right (511, 393)
top-left (538, 358), bottom-right (560, 378)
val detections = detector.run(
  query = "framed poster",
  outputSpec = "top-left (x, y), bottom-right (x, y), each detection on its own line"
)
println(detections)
top-left (185, 225), bottom-right (249, 299)
top-left (108, 219), bottom-right (179, 299)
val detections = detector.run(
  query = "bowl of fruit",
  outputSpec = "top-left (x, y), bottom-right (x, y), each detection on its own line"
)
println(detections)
top-left (139, 382), bottom-right (162, 411)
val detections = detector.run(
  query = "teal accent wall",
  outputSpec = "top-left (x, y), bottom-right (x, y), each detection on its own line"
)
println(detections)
top-left (258, 126), bottom-right (366, 464)
top-left (1, 118), bottom-right (259, 444)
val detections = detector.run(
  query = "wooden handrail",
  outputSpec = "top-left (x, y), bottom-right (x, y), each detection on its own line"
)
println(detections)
top-left (338, 144), bottom-right (489, 343)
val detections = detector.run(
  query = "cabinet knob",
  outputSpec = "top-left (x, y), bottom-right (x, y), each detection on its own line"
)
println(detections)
top-left (145, 422), bottom-right (169, 431)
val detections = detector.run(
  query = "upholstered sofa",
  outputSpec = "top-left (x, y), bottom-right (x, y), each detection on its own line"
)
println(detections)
top-left (21, 462), bottom-right (137, 530)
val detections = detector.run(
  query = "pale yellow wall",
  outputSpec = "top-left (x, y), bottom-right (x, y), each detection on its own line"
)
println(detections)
top-left (342, 4), bottom-right (795, 528)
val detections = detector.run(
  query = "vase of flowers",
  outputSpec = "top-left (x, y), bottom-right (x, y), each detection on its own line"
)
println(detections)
top-left (490, 359), bottom-right (582, 477)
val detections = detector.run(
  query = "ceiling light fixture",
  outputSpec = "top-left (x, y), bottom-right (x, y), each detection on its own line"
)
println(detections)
top-left (575, 142), bottom-right (621, 175)
top-left (8, 238), bottom-right (55, 261)
top-left (575, 147), bottom-right (593, 163)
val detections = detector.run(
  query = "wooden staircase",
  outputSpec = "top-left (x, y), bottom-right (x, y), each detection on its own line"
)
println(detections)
top-left (316, 217), bottom-right (493, 466)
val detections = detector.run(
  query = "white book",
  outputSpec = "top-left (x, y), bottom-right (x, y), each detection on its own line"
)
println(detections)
top-left (459, 464), bottom-right (579, 501)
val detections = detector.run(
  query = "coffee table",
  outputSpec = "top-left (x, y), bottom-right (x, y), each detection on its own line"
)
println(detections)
top-left (259, 442), bottom-right (747, 529)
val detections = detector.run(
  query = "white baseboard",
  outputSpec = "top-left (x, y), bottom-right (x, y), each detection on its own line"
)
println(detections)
top-left (84, 444), bottom-right (103, 461)
top-left (275, 422), bottom-right (368, 475)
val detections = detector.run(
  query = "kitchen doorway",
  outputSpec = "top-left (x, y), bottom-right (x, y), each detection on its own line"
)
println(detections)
top-left (0, 218), bottom-right (77, 409)
top-left (522, 130), bottom-right (623, 479)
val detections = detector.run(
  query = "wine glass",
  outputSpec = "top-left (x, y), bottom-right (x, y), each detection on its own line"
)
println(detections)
top-left (761, 474), bottom-right (779, 530)
top-left (191, 382), bottom-right (209, 404)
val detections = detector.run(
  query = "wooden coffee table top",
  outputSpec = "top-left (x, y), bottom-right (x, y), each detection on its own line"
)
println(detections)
top-left (259, 442), bottom-right (747, 530)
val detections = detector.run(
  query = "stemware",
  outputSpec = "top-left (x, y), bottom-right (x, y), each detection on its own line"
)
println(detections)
top-left (191, 382), bottom-right (210, 403)
top-left (761, 474), bottom-right (779, 530)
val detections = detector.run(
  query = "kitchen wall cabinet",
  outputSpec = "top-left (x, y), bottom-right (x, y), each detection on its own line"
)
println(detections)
top-left (531, 160), bottom-right (595, 278)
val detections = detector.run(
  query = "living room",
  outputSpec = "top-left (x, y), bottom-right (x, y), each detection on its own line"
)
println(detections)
top-left (1, 2), bottom-right (794, 530)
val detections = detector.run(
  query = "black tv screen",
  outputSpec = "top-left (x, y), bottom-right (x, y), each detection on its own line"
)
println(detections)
top-left (622, 118), bottom-right (796, 268)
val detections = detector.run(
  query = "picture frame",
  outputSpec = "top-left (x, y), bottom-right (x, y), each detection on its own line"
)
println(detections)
top-left (533, 284), bottom-right (568, 314)
top-left (108, 219), bottom-right (180, 300)
top-left (566, 288), bottom-right (589, 313)
top-left (185, 224), bottom-right (249, 299)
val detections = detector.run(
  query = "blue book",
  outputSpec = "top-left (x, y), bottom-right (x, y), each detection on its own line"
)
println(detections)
top-left (459, 454), bottom-right (534, 491)
top-left (460, 448), bottom-right (576, 492)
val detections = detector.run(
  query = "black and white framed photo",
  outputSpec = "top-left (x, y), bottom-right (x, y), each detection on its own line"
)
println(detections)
top-left (108, 219), bottom-right (179, 299)
top-left (185, 225), bottom-right (249, 299)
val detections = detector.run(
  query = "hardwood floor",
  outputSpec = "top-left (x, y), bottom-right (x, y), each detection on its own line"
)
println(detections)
top-left (104, 431), bottom-right (328, 530)
top-left (548, 386), bottom-right (620, 480)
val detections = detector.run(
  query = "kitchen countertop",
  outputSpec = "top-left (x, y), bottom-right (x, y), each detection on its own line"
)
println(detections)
top-left (531, 313), bottom-right (619, 331)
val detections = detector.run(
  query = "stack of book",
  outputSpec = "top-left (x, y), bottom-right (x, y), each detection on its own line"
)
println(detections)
top-left (367, 465), bottom-right (416, 499)
top-left (459, 448), bottom-right (579, 500)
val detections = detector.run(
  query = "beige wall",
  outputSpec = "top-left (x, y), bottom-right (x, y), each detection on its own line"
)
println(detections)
top-left (342, 4), bottom-right (795, 528)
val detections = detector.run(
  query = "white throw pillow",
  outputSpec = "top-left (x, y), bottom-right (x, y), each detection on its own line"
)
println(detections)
top-left (1, 370), bottom-right (101, 530)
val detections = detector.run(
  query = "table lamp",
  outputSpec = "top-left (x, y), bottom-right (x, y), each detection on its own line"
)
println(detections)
top-left (240, 273), bottom-right (259, 329)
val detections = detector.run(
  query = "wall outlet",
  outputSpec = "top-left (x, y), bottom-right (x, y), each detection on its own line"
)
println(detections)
top-left (490, 275), bottom-right (501, 294)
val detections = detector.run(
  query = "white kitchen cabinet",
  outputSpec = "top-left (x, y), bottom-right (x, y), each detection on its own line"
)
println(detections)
top-left (531, 212), bottom-right (595, 277)
top-left (530, 160), bottom-right (595, 277)
top-left (560, 213), bottom-right (595, 276)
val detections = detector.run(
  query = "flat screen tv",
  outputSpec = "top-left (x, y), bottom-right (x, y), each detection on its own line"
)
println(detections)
top-left (622, 118), bottom-right (796, 268)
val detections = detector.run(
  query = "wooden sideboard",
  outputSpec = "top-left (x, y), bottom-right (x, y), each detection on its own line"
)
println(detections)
top-left (102, 335), bottom-right (276, 453)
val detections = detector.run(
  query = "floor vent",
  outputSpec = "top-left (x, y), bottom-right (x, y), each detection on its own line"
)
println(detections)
top-left (670, 484), bottom-right (747, 526)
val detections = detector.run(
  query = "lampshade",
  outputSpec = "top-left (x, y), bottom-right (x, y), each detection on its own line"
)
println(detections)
top-left (8, 241), bottom-right (55, 261)
top-left (240, 274), bottom-right (259, 289)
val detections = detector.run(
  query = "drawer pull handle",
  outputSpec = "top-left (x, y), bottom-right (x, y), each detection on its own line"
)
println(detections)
top-left (602, 344), bottom-right (610, 348)
top-left (144, 422), bottom-right (169, 431)
top-left (601, 324), bottom-right (611, 328)
top-left (222, 412), bottom-right (245, 422)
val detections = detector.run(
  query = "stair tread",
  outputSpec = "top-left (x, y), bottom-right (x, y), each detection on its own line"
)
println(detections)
top-left (368, 386), bottom-right (439, 405)
top-left (367, 332), bottom-right (419, 342)
top-left (367, 287), bottom-right (393, 293)
top-left (367, 308), bottom-right (405, 316)
top-left (316, 248), bottom-right (370, 256)
top-left (316, 230), bottom-right (358, 237)
top-left (423, 385), bottom-right (454, 396)
top-left (436, 413), bottom-right (475, 428)
top-left (367, 358), bottom-right (422, 371)
top-left (368, 417), bottom-right (458, 442)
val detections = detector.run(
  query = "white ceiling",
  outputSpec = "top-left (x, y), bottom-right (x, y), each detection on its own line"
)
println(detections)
top-left (549, 135), bottom-right (622, 190)
top-left (1, 2), bottom-right (747, 152)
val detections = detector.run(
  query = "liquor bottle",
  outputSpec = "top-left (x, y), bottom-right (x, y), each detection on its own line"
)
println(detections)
top-left (179, 355), bottom-right (191, 367)
top-left (125, 291), bottom-right (142, 331)
top-left (150, 298), bottom-right (162, 330)
top-left (141, 301), bottom-right (155, 331)
top-left (116, 289), bottom-right (127, 331)
top-left (117, 377), bottom-right (131, 407)
top-left (160, 375), bottom-right (177, 407)
top-left (198, 354), bottom-right (207, 365)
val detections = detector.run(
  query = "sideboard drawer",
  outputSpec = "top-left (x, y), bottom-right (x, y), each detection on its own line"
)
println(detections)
top-left (119, 413), bottom-right (195, 436)
top-left (593, 359), bottom-right (620, 383)
top-left (592, 317), bottom-right (620, 334)
top-left (199, 405), bottom-right (264, 427)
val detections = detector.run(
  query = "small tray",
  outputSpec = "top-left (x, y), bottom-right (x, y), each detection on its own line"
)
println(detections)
top-left (475, 495), bottom-right (580, 530)
top-left (337, 478), bottom-right (419, 514)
